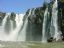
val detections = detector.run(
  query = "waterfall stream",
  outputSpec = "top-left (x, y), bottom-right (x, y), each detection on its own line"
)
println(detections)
top-left (18, 9), bottom-right (32, 41)
top-left (42, 8), bottom-right (48, 42)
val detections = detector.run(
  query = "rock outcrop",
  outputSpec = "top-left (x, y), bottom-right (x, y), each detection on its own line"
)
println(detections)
top-left (58, 0), bottom-right (64, 40)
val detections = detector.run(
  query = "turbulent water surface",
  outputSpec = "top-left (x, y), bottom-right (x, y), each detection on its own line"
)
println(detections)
top-left (0, 41), bottom-right (64, 48)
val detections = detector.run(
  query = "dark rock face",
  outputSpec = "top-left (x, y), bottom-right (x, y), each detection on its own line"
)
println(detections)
top-left (58, 1), bottom-right (64, 40)
top-left (0, 12), bottom-right (6, 25)
top-left (47, 37), bottom-right (53, 42)
top-left (10, 12), bottom-right (16, 29)
top-left (26, 8), bottom-right (43, 41)
top-left (10, 12), bottom-right (16, 21)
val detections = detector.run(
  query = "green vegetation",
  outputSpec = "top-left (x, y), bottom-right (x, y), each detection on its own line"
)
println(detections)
top-left (61, 0), bottom-right (64, 3)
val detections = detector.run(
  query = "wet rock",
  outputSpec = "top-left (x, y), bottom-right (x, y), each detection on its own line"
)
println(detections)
top-left (0, 12), bottom-right (6, 25)
top-left (47, 37), bottom-right (53, 42)
top-left (58, 0), bottom-right (64, 40)
top-left (10, 12), bottom-right (16, 21)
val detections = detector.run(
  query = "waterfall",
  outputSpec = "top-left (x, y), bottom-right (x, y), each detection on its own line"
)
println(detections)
top-left (0, 13), bottom-right (24, 41)
top-left (15, 14), bottom-right (23, 27)
top-left (8, 14), bottom-right (24, 41)
top-left (42, 8), bottom-right (48, 42)
top-left (10, 20), bottom-right (14, 32)
top-left (18, 9), bottom-right (32, 41)
top-left (2, 13), bottom-right (9, 33)
top-left (2, 13), bottom-right (9, 27)
top-left (0, 0), bottom-right (62, 42)
top-left (51, 0), bottom-right (62, 41)
top-left (0, 13), bottom-right (10, 41)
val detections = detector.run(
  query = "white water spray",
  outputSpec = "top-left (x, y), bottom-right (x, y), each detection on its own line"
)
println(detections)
top-left (42, 8), bottom-right (48, 42)
top-left (0, 13), bottom-right (24, 41)
top-left (0, 13), bottom-right (10, 41)
top-left (51, 0), bottom-right (61, 41)
top-left (18, 9), bottom-right (32, 41)
top-left (8, 14), bottom-right (24, 41)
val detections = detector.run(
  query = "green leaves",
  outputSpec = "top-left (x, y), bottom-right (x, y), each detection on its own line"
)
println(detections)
top-left (61, 0), bottom-right (64, 3)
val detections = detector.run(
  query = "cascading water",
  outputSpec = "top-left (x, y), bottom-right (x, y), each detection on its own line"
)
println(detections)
top-left (15, 14), bottom-right (22, 27)
top-left (8, 14), bottom-right (24, 41)
top-left (10, 19), bottom-right (14, 32)
top-left (0, 0), bottom-right (62, 42)
top-left (18, 9), bottom-right (32, 41)
top-left (50, 0), bottom-right (61, 41)
top-left (0, 13), bottom-right (10, 41)
top-left (0, 13), bottom-right (24, 41)
top-left (2, 13), bottom-right (10, 33)
top-left (42, 8), bottom-right (48, 42)
top-left (2, 13), bottom-right (9, 27)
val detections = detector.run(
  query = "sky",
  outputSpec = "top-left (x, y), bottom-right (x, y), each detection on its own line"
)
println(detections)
top-left (0, 0), bottom-right (50, 13)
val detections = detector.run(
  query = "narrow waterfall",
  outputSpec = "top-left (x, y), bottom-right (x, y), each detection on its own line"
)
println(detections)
top-left (51, 0), bottom-right (61, 41)
top-left (2, 13), bottom-right (9, 27)
top-left (15, 14), bottom-right (23, 27)
top-left (0, 13), bottom-right (10, 41)
top-left (2, 13), bottom-right (10, 33)
top-left (10, 20), bottom-right (14, 32)
top-left (18, 9), bottom-right (32, 41)
top-left (42, 8), bottom-right (48, 42)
